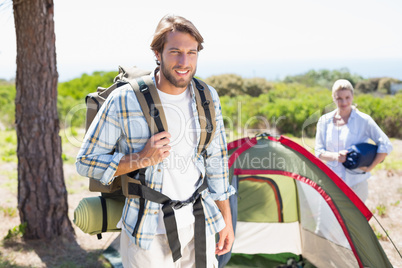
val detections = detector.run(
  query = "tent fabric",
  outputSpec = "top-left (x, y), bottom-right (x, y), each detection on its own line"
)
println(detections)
top-left (232, 221), bottom-right (302, 255)
top-left (237, 177), bottom-right (284, 222)
top-left (237, 174), bottom-right (298, 223)
top-left (222, 134), bottom-right (392, 268)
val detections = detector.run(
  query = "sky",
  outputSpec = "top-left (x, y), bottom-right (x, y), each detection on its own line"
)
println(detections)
top-left (1, 0), bottom-right (402, 82)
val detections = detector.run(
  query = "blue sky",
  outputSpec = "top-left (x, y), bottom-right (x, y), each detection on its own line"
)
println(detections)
top-left (1, 0), bottom-right (402, 81)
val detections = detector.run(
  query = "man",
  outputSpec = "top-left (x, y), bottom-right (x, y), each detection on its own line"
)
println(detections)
top-left (76, 15), bottom-right (235, 267)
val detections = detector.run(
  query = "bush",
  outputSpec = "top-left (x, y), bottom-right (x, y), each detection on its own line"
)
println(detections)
top-left (355, 94), bottom-right (402, 138)
top-left (0, 84), bottom-right (16, 128)
top-left (377, 77), bottom-right (401, 94)
top-left (220, 83), bottom-right (333, 137)
top-left (243, 78), bottom-right (273, 97)
top-left (284, 68), bottom-right (364, 89)
top-left (354, 78), bottom-right (381, 93)
top-left (205, 74), bottom-right (244, 97)
top-left (58, 71), bottom-right (117, 128)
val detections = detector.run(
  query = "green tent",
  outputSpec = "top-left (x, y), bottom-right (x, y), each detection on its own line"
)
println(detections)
top-left (219, 134), bottom-right (393, 268)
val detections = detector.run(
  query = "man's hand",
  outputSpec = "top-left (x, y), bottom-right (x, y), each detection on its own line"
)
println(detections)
top-left (138, 131), bottom-right (171, 168)
top-left (215, 199), bottom-right (234, 255)
top-left (114, 131), bottom-right (171, 176)
top-left (215, 220), bottom-right (234, 255)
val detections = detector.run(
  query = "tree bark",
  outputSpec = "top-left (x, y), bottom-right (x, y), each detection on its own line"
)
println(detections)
top-left (13, 0), bottom-right (74, 239)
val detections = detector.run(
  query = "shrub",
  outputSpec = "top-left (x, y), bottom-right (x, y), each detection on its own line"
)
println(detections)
top-left (377, 77), bottom-right (401, 94)
top-left (355, 78), bottom-right (381, 93)
top-left (205, 74), bottom-right (244, 97)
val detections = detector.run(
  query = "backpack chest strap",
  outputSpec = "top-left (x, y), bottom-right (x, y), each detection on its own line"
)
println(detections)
top-left (127, 176), bottom-right (208, 267)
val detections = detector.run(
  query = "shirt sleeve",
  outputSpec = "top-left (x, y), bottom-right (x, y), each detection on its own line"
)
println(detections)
top-left (365, 116), bottom-right (393, 154)
top-left (204, 86), bottom-right (236, 201)
top-left (75, 92), bottom-right (125, 185)
top-left (315, 115), bottom-right (327, 158)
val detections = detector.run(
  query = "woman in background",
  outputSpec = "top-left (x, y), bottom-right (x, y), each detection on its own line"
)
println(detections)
top-left (315, 79), bottom-right (393, 202)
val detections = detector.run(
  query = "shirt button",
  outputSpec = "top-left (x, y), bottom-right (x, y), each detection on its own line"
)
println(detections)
top-left (157, 169), bottom-right (161, 172)
top-left (154, 211), bottom-right (158, 214)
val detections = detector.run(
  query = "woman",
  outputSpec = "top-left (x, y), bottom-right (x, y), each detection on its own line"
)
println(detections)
top-left (315, 79), bottom-right (393, 202)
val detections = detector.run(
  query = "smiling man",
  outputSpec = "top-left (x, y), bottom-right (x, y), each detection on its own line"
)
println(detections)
top-left (76, 15), bottom-right (235, 268)
top-left (154, 30), bottom-right (198, 92)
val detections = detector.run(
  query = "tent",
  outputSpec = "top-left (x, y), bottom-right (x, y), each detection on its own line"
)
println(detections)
top-left (218, 134), bottom-right (393, 268)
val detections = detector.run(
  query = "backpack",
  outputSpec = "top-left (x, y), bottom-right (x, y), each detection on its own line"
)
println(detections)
top-left (85, 66), bottom-right (216, 196)
top-left (75, 66), bottom-right (217, 238)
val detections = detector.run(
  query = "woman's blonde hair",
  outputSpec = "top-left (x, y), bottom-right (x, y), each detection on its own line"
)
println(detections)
top-left (332, 79), bottom-right (354, 96)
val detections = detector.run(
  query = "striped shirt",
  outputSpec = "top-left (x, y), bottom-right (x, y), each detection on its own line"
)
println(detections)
top-left (76, 74), bottom-right (235, 249)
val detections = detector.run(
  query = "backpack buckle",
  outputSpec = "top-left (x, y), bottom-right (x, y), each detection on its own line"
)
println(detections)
top-left (202, 100), bottom-right (210, 110)
top-left (139, 84), bottom-right (149, 94)
top-left (150, 108), bottom-right (160, 118)
top-left (169, 200), bottom-right (185, 210)
top-left (205, 118), bottom-right (213, 133)
top-left (194, 79), bottom-right (204, 90)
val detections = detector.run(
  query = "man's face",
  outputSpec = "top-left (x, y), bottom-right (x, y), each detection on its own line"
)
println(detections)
top-left (156, 31), bottom-right (198, 90)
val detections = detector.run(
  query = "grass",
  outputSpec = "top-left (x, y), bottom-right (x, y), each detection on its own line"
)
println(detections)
top-left (0, 206), bottom-right (18, 218)
top-left (4, 223), bottom-right (27, 240)
top-left (0, 130), bottom-right (17, 163)
top-left (0, 257), bottom-right (26, 268)
top-left (375, 204), bottom-right (387, 217)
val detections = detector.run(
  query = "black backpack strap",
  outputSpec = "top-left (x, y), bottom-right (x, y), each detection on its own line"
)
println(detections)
top-left (127, 177), bottom-right (208, 266)
top-left (193, 194), bottom-right (207, 267)
top-left (131, 168), bottom-right (147, 241)
top-left (128, 75), bottom-right (168, 135)
top-left (97, 196), bottom-right (108, 240)
top-left (192, 78), bottom-right (216, 157)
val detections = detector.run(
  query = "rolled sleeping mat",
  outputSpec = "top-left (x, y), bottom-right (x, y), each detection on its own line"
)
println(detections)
top-left (74, 196), bottom-right (125, 235)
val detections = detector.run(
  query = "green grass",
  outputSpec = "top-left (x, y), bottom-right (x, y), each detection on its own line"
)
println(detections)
top-left (4, 223), bottom-right (27, 240)
top-left (375, 204), bottom-right (387, 217)
top-left (0, 130), bottom-right (17, 163)
top-left (0, 206), bottom-right (18, 217)
top-left (0, 257), bottom-right (26, 268)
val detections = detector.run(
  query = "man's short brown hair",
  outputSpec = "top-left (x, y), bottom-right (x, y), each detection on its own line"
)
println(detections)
top-left (151, 15), bottom-right (204, 57)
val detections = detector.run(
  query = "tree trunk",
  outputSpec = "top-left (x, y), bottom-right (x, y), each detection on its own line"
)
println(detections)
top-left (13, 0), bottom-right (74, 239)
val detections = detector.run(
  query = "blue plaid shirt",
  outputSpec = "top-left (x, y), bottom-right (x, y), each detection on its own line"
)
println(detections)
top-left (76, 75), bottom-right (235, 249)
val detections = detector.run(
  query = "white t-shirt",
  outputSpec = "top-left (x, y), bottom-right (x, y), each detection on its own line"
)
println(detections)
top-left (156, 87), bottom-right (201, 234)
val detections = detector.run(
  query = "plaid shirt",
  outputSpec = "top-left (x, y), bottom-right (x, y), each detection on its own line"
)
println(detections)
top-left (76, 75), bottom-right (235, 250)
